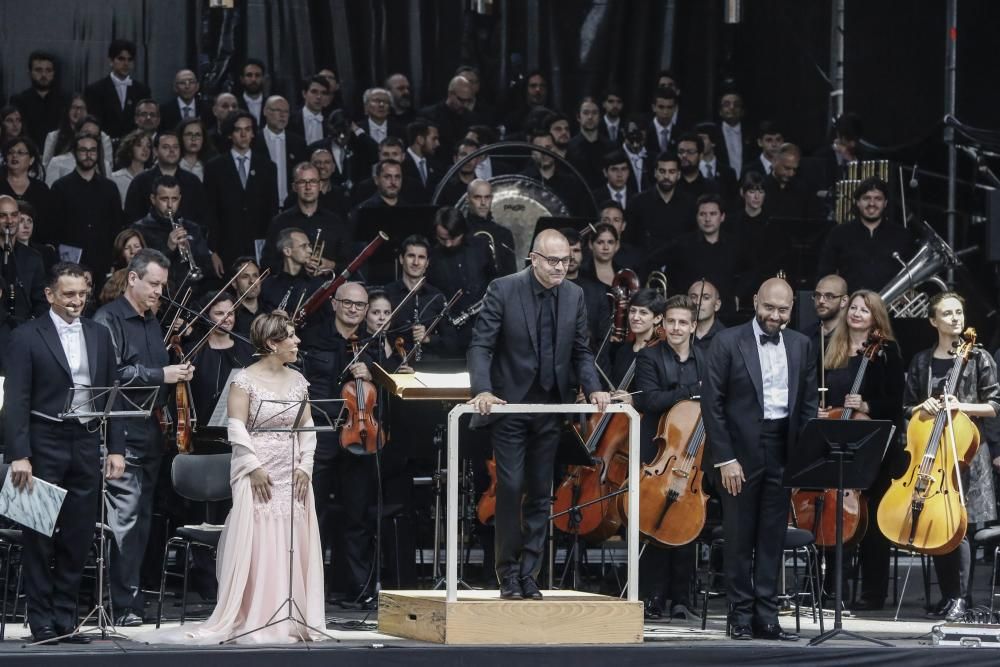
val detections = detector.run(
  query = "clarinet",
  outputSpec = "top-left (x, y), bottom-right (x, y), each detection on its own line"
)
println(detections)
top-left (412, 293), bottom-right (423, 363)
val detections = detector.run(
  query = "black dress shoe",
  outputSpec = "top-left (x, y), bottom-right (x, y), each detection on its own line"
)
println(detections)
top-left (944, 597), bottom-right (968, 623)
top-left (926, 598), bottom-right (949, 618)
top-left (644, 595), bottom-right (664, 620)
top-left (520, 575), bottom-right (543, 600)
top-left (851, 598), bottom-right (885, 612)
top-left (56, 629), bottom-right (92, 644)
top-left (753, 623), bottom-right (799, 641)
top-left (115, 611), bottom-right (143, 627)
top-left (30, 626), bottom-right (59, 645)
top-left (730, 624), bottom-right (753, 640)
top-left (500, 575), bottom-right (523, 599)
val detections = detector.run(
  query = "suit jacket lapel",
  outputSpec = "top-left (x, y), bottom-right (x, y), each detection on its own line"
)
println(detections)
top-left (517, 271), bottom-right (539, 357)
top-left (83, 320), bottom-right (100, 384)
top-left (737, 322), bottom-right (764, 409)
top-left (785, 334), bottom-right (800, 413)
top-left (39, 315), bottom-right (73, 380)
top-left (555, 281), bottom-right (573, 362)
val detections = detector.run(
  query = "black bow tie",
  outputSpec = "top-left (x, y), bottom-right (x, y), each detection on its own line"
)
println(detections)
top-left (759, 332), bottom-right (780, 345)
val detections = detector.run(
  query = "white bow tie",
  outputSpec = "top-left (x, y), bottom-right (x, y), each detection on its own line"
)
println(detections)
top-left (60, 321), bottom-right (82, 335)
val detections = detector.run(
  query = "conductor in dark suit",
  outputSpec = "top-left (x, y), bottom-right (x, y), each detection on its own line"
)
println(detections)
top-left (204, 110), bottom-right (278, 268)
top-left (5, 263), bottom-right (125, 645)
top-left (701, 278), bottom-right (818, 641)
top-left (467, 229), bottom-right (610, 600)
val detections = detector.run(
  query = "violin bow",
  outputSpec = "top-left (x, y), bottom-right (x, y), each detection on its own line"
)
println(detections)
top-left (179, 269), bottom-right (270, 364)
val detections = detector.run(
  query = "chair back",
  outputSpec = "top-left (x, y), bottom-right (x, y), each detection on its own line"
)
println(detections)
top-left (171, 453), bottom-right (232, 502)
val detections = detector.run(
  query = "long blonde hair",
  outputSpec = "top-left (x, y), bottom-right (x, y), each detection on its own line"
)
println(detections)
top-left (824, 290), bottom-right (895, 369)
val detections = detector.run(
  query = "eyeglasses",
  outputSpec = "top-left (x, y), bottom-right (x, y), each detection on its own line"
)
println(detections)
top-left (369, 99), bottom-right (390, 106)
top-left (813, 292), bottom-right (845, 302)
top-left (295, 179), bottom-right (321, 186)
top-left (336, 299), bottom-right (369, 310)
top-left (531, 252), bottom-right (571, 268)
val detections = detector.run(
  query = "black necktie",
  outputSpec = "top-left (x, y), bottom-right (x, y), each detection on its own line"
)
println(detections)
top-left (538, 290), bottom-right (556, 392)
top-left (759, 332), bottom-right (780, 345)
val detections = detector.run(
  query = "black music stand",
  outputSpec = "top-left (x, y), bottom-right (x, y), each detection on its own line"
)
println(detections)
top-left (783, 418), bottom-right (895, 647)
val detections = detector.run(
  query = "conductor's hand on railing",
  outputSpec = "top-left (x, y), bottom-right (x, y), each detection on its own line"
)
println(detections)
top-left (590, 391), bottom-right (612, 412)
top-left (105, 454), bottom-right (125, 480)
top-left (469, 391), bottom-right (507, 415)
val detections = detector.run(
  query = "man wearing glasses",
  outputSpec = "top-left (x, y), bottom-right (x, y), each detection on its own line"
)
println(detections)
top-left (468, 229), bottom-right (610, 600)
top-left (808, 274), bottom-right (848, 358)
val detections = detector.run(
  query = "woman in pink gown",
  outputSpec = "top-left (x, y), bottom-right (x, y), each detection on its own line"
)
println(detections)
top-left (149, 311), bottom-right (327, 644)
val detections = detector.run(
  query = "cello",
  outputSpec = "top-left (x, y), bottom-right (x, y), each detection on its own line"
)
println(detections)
top-left (877, 328), bottom-right (980, 556)
top-left (791, 330), bottom-right (885, 547)
top-left (622, 399), bottom-right (708, 547)
top-left (477, 457), bottom-right (498, 526)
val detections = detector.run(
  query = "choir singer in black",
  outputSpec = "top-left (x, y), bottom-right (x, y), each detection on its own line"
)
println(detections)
top-left (467, 229), bottom-right (610, 600)
top-left (5, 263), bottom-right (126, 645)
top-left (701, 277), bottom-right (817, 641)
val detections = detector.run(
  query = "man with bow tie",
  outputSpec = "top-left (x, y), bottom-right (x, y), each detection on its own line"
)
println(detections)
top-left (5, 262), bottom-right (126, 644)
top-left (83, 39), bottom-right (151, 140)
top-left (701, 277), bottom-right (817, 641)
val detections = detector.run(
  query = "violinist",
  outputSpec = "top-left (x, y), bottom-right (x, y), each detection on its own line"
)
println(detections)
top-left (817, 290), bottom-right (903, 612)
top-left (633, 294), bottom-right (702, 620)
top-left (902, 292), bottom-right (999, 622)
top-left (229, 256), bottom-right (261, 338)
top-left (364, 288), bottom-right (407, 369)
top-left (94, 248), bottom-right (195, 627)
top-left (303, 282), bottom-right (377, 608)
top-left (182, 290), bottom-right (253, 448)
top-left (688, 279), bottom-right (726, 350)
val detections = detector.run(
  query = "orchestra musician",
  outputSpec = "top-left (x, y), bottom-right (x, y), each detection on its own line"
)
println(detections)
top-left (5, 262), bottom-right (126, 645)
top-left (468, 229), bottom-right (610, 600)
top-left (259, 227), bottom-right (324, 314)
top-left (902, 292), bottom-right (999, 622)
top-left (701, 277), bottom-right (817, 641)
top-left (818, 290), bottom-right (903, 612)
top-left (229, 256), bottom-right (262, 338)
top-left (93, 248), bottom-right (195, 627)
top-left (632, 294), bottom-right (704, 620)
top-left (383, 234), bottom-right (454, 358)
top-left (688, 279), bottom-right (726, 350)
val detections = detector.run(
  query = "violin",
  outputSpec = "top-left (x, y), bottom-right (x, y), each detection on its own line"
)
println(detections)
top-left (394, 336), bottom-right (408, 360)
top-left (791, 330), bottom-right (886, 547)
top-left (477, 456), bottom-right (498, 526)
top-left (621, 399), bottom-right (708, 546)
top-left (340, 338), bottom-right (383, 455)
top-left (877, 328), bottom-right (980, 556)
top-left (168, 332), bottom-right (196, 454)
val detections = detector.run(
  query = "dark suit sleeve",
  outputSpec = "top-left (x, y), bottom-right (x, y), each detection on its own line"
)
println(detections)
top-left (701, 332), bottom-right (738, 465)
top-left (865, 342), bottom-right (904, 422)
top-left (3, 327), bottom-right (33, 460)
top-left (571, 287), bottom-right (601, 397)
top-left (467, 279), bottom-right (505, 396)
top-left (123, 175), bottom-right (149, 224)
top-left (798, 337), bottom-right (819, 427)
top-left (634, 347), bottom-right (693, 415)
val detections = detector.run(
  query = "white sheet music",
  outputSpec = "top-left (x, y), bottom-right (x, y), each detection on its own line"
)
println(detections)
top-left (413, 371), bottom-right (471, 389)
top-left (0, 472), bottom-right (67, 537)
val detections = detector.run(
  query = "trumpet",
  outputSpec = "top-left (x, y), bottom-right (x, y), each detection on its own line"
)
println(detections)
top-left (645, 270), bottom-right (668, 295)
top-left (168, 209), bottom-right (203, 281)
top-left (308, 229), bottom-right (326, 275)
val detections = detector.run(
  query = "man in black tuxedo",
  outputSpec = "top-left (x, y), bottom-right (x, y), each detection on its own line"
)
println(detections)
top-left (235, 59), bottom-right (267, 127)
top-left (5, 262), bottom-right (126, 645)
top-left (591, 150), bottom-right (636, 212)
top-left (701, 277), bottom-right (818, 641)
top-left (203, 110), bottom-right (278, 268)
top-left (467, 229), bottom-right (610, 599)
top-left (599, 87), bottom-right (625, 144)
top-left (84, 39), bottom-right (151, 140)
top-left (644, 87), bottom-right (680, 158)
top-left (287, 76), bottom-right (331, 147)
top-left (158, 69), bottom-right (206, 132)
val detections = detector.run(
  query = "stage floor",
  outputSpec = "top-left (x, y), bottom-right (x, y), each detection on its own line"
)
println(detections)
top-left (1, 601), bottom-right (998, 666)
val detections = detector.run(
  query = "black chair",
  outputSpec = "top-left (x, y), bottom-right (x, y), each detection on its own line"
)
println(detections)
top-left (970, 525), bottom-right (1000, 614)
top-left (155, 453), bottom-right (231, 627)
top-left (0, 527), bottom-right (25, 640)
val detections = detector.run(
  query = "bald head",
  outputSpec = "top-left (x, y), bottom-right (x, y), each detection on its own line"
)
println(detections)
top-left (687, 279), bottom-right (722, 322)
top-left (754, 278), bottom-right (793, 334)
top-left (530, 230), bottom-right (570, 289)
top-left (333, 282), bottom-right (369, 330)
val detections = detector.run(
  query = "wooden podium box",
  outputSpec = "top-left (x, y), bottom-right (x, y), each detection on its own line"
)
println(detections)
top-left (371, 364), bottom-right (471, 401)
top-left (378, 589), bottom-right (643, 645)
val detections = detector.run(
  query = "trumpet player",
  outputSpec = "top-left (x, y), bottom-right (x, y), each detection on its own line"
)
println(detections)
top-left (130, 175), bottom-right (213, 286)
top-left (259, 227), bottom-right (325, 316)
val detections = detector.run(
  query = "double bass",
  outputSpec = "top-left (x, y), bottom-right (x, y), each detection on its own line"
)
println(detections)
top-left (621, 398), bottom-right (708, 546)
top-left (877, 329), bottom-right (980, 556)
top-left (791, 330), bottom-right (886, 547)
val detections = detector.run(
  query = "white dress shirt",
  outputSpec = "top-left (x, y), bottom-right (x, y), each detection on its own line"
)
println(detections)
top-left (604, 115), bottom-right (620, 142)
top-left (50, 310), bottom-right (94, 422)
top-left (700, 157), bottom-right (718, 180)
top-left (608, 185), bottom-right (627, 209)
top-left (759, 153), bottom-right (773, 175)
top-left (177, 96), bottom-right (196, 120)
top-left (653, 117), bottom-right (672, 153)
top-left (243, 93), bottom-right (263, 121)
top-left (475, 156), bottom-right (494, 180)
top-left (263, 127), bottom-right (289, 204)
top-left (722, 122), bottom-right (743, 177)
top-left (303, 109), bottom-right (325, 145)
top-left (111, 73), bottom-right (132, 109)
top-left (751, 318), bottom-right (790, 420)
top-left (624, 146), bottom-right (645, 184)
top-left (367, 118), bottom-right (388, 144)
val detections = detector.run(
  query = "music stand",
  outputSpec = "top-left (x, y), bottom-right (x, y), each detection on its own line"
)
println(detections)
top-left (41, 382), bottom-right (158, 645)
top-left (224, 397), bottom-right (342, 644)
top-left (783, 418), bottom-right (895, 647)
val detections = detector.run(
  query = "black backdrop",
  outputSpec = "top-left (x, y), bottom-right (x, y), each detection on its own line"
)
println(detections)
top-left (1, 0), bottom-right (998, 154)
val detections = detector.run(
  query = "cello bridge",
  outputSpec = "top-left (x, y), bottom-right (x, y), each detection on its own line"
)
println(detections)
top-left (670, 467), bottom-right (689, 479)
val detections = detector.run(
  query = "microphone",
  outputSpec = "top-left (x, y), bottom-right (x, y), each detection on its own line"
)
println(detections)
top-left (909, 163), bottom-right (919, 189)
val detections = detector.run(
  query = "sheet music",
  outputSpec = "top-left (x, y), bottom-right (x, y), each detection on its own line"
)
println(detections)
top-left (414, 371), bottom-right (471, 389)
top-left (58, 244), bottom-right (83, 263)
top-left (208, 369), bottom-right (243, 428)
top-left (0, 472), bottom-right (67, 537)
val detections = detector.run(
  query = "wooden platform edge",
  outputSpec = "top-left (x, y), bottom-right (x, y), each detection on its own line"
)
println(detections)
top-left (378, 590), bottom-right (644, 645)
